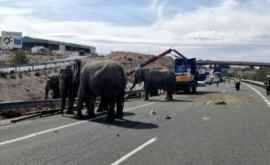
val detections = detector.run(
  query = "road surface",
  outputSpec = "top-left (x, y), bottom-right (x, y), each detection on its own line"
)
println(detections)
top-left (0, 82), bottom-right (270, 165)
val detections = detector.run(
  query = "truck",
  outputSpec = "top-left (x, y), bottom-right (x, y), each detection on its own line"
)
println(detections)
top-left (174, 56), bottom-right (198, 93)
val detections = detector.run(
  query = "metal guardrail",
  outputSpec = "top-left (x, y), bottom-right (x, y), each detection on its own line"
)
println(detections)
top-left (0, 58), bottom-right (82, 73)
top-left (0, 99), bottom-right (61, 111)
top-left (241, 79), bottom-right (265, 88)
top-left (0, 90), bottom-right (145, 111)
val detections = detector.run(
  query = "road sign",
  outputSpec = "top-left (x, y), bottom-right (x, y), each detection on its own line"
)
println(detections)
top-left (0, 31), bottom-right (23, 49)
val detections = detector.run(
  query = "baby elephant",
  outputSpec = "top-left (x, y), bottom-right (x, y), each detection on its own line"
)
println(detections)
top-left (45, 75), bottom-right (60, 99)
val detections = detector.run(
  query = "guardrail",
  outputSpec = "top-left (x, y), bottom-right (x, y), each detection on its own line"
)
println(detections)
top-left (0, 57), bottom-right (86, 73)
top-left (0, 89), bottom-right (145, 112)
top-left (241, 79), bottom-right (265, 88)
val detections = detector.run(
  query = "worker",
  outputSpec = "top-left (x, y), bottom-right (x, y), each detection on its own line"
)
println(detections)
top-left (235, 78), bottom-right (241, 91)
top-left (216, 79), bottom-right (220, 88)
top-left (265, 75), bottom-right (270, 96)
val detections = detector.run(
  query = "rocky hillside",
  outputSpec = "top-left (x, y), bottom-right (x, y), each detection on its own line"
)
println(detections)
top-left (108, 51), bottom-right (173, 72)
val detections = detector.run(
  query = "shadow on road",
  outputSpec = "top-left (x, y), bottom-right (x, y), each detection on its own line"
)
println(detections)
top-left (176, 91), bottom-right (221, 95)
top-left (148, 99), bottom-right (192, 103)
top-left (91, 117), bottom-right (159, 130)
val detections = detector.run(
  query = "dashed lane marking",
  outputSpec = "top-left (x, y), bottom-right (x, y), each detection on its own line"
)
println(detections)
top-left (111, 137), bottom-right (157, 165)
top-left (0, 102), bottom-right (156, 147)
top-left (244, 83), bottom-right (270, 108)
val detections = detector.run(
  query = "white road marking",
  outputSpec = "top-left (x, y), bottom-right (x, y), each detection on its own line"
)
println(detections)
top-left (0, 102), bottom-right (156, 147)
top-left (244, 83), bottom-right (270, 108)
top-left (111, 137), bottom-right (157, 165)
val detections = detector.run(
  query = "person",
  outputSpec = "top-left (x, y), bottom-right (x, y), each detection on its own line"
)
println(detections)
top-left (265, 75), bottom-right (270, 96)
top-left (235, 78), bottom-right (241, 91)
top-left (216, 79), bottom-right (220, 88)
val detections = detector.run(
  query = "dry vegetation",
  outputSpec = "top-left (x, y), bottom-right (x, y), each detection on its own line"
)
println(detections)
top-left (0, 71), bottom-right (51, 102)
top-left (0, 51), bottom-right (65, 65)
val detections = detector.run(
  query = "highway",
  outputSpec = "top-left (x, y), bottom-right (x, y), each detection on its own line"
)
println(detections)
top-left (0, 82), bottom-right (270, 165)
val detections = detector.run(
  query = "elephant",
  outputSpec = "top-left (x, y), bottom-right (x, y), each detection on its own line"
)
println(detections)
top-left (76, 60), bottom-right (126, 121)
top-left (131, 68), bottom-right (176, 101)
top-left (59, 60), bottom-right (81, 114)
top-left (45, 75), bottom-right (60, 99)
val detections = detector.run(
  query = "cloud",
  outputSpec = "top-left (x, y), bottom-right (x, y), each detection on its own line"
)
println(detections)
top-left (0, 0), bottom-right (270, 61)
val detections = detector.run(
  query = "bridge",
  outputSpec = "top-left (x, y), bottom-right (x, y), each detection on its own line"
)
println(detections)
top-left (0, 81), bottom-right (270, 165)
top-left (197, 60), bottom-right (270, 67)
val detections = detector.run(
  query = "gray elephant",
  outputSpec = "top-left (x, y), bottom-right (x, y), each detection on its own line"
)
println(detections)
top-left (76, 60), bottom-right (126, 121)
top-left (59, 60), bottom-right (81, 114)
top-left (45, 75), bottom-right (60, 99)
top-left (131, 68), bottom-right (176, 101)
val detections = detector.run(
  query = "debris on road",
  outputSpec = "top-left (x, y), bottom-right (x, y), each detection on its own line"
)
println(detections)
top-left (116, 133), bottom-right (120, 137)
top-left (215, 101), bottom-right (227, 105)
top-left (150, 110), bottom-right (157, 116)
top-left (201, 116), bottom-right (211, 121)
top-left (193, 92), bottom-right (255, 106)
top-left (206, 101), bottom-right (212, 105)
top-left (165, 115), bottom-right (172, 120)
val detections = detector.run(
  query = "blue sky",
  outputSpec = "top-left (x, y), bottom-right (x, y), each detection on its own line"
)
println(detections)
top-left (0, 0), bottom-right (270, 61)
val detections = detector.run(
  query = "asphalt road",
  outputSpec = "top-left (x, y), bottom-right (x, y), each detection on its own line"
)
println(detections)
top-left (0, 82), bottom-right (270, 165)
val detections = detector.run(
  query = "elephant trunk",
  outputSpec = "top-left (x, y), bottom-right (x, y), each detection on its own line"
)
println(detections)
top-left (130, 80), bottom-right (137, 90)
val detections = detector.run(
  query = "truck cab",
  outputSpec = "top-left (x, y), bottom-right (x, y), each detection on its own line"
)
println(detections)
top-left (174, 57), bottom-right (198, 93)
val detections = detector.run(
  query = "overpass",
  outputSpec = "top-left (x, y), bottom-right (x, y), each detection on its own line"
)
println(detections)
top-left (197, 60), bottom-right (270, 67)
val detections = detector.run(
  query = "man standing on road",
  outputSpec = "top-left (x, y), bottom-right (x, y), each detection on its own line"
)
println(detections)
top-left (265, 75), bottom-right (270, 96)
top-left (235, 78), bottom-right (241, 91)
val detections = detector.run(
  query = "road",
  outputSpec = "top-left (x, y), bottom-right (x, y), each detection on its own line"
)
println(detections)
top-left (0, 82), bottom-right (270, 165)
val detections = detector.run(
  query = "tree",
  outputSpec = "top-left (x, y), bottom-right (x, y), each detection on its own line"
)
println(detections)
top-left (10, 50), bottom-right (29, 65)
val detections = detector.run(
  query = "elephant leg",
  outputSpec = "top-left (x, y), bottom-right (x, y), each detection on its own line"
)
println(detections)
top-left (97, 97), bottom-right (106, 112)
top-left (76, 81), bottom-right (88, 118)
top-left (167, 90), bottom-right (173, 101)
top-left (107, 99), bottom-right (116, 122)
top-left (60, 96), bottom-right (66, 114)
top-left (76, 98), bottom-right (84, 118)
top-left (116, 96), bottom-right (124, 119)
top-left (66, 88), bottom-right (75, 114)
top-left (86, 96), bottom-right (96, 118)
top-left (67, 96), bottom-right (75, 114)
top-left (45, 86), bottom-right (49, 100)
top-left (166, 90), bottom-right (173, 101)
top-left (144, 89), bottom-right (149, 100)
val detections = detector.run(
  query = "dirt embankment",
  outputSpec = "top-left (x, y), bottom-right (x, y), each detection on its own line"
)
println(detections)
top-left (0, 72), bottom-right (51, 102)
top-left (108, 51), bottom-right (173, 71)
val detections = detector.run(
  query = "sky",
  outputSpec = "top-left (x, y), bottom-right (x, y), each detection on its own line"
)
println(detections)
top-left (0, 0), bottom-right (270, 62)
